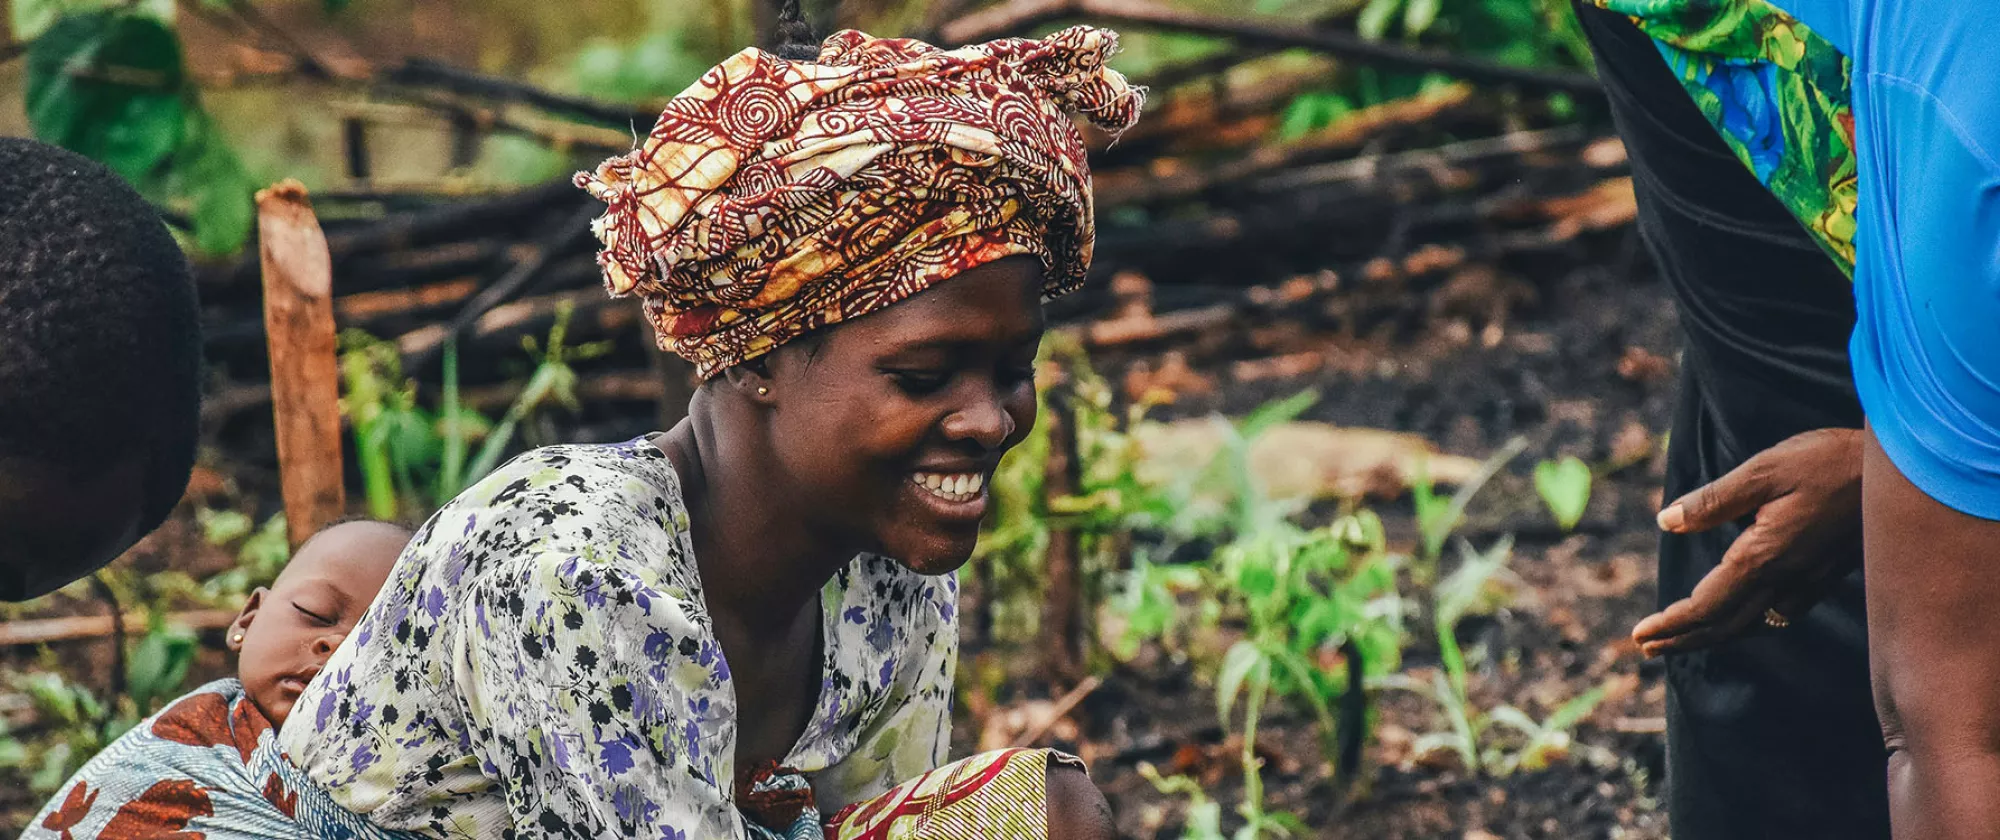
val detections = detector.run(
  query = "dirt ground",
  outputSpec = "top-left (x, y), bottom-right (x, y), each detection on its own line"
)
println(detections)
top-left (969, 224), bottom-right (1683, 839)
top-left (0, 220), bottom-right (1680, 838)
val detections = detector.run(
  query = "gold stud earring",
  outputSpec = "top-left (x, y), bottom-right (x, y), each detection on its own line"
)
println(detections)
top-left (230, 633), bottom-right (244, 645)
top-left (757, 386), bottom-right (770, 396)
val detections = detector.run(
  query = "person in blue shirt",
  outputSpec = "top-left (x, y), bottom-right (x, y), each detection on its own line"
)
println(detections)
top-left (1578, 1), bottom-right (2000, 837)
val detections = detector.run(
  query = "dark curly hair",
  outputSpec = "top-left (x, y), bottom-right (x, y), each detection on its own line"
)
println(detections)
top-left (0, 137), bottom-right (202, 537)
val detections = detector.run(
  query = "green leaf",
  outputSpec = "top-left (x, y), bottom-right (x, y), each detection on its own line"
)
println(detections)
top-left (11, 0), bottom-right (65, 41)
top-left (1358, 0), bottom-right (1403, 40)
top-left (1533, 456), bottom-right (1593, 531)
top-left (0, 732), bottom-right (27, 766)
top-left (126, 623), bottom-right (197, 710)
top-left (1216, 640), bottom-right (1267, 730)
top-left (1437, 535), bottom-right (1512, 627)
top-left (1486, 703), bottom-right (1541, 736)
top-left (1403, 0), bottom-right (1441, 36)
top-left (1276, 94), bottom-right (1326, 142)
top-left (173, 112), bottom-right (256, 255)
top-left (1543, 685), bottom-right (1608, 734)
top-left (1238, 389), bottom-right (1319, 441)
top-left (26, 11), bottom-right (187, 185)
top-left (197, 508), bottom-right (253, 546)
top-left (31, 742), bottom-right (75, 793)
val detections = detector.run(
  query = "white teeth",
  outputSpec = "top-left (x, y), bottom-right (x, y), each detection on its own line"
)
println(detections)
top-left (913, 472), bottom-right (985, 501)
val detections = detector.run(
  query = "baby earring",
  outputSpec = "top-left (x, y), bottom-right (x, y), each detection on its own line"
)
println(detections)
top-left (231, 632), bottom-right (244, 645)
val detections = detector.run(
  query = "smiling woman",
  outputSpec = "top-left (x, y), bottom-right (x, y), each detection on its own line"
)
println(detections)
top-left (257, 11), bottom-right (1140, 840)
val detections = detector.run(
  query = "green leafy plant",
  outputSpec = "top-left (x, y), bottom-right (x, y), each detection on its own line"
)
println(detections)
top-left (2, 671), bottom-right (128, 794)
top-left (1397, 534), bottom-right (1607, 776)
top-left (1116, 393), bottom-right (1405, 826)
top-left (123, 618), bottom-right (197, 716)
top-left (22, 2), bottom-right (258, 254)
top-left (1533, 455), bottom-right (1592, 532)
top-left (465, 300), bottom-right (611, 484)
top-left (978, 333), bottom-right (1184, 649)
top-left (1137, 763), bottom-right (1227, 840)
top-left (1412, 534), bottom-right (1514, 772)
top-left (339, 302), bottom-right (607, 523)
top-left (1414, 437), bottom-right (1528, 570)
top-left (195, 508), bottom-right (289, 599)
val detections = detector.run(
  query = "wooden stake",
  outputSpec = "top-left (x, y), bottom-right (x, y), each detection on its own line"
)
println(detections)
top-left (258, 180), bottom-right (346, 548)
top-left (1040, 387), bottom-right (1086, 682)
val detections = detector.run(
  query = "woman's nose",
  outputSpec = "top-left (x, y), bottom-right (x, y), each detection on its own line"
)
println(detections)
top-left (941, 389), bottom-right (1016, 450)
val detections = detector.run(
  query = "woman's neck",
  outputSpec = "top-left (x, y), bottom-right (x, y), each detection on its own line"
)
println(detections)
top-left (658, 392), bottom-right (859, 642)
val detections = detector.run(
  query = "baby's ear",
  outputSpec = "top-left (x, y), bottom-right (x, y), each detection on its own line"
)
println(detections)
top-left (227, 588), bottom-right (267, 652)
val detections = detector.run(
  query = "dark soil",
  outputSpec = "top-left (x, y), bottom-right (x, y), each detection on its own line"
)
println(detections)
top-left (965, 223), bottom-right (1682, 839)
top-left (1, 220), bottom-right (1681, 838)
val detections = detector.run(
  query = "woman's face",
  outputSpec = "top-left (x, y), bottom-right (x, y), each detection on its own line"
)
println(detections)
top-left (760, 256), bottom-right (1045, 574)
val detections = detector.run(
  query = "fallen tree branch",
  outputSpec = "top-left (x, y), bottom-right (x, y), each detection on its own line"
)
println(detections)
top-left (401, 204), bottom-right (602, 372)
top-left (383, 58), bottom-right (653, 128)
top-left (1011, 675), bottom-right (1105, 748)
top-left (942, 0), bottom-right (1603, 95)
top-left (0, 610), bottom-right (238, 648)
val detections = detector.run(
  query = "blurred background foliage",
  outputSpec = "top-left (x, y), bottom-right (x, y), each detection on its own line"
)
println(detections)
top-left (2, 0), bottom-right (1590, 257)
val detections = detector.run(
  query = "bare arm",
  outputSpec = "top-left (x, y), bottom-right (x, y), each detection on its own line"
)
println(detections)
top-left (1863, 430), bottom-right (2000, 838)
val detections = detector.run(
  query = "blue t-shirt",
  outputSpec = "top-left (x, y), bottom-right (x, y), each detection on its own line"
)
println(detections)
top-left (1775, 0), bottom-right (2000, 519)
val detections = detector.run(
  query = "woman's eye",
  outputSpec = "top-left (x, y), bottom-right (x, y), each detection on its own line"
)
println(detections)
top-left (889, 370), bottom-right (951, 395)
top-left (293, 603), bottom-right (335, 625)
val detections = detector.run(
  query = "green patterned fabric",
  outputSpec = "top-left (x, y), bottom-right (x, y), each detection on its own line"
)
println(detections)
top-left (1593, 0), bottom-right (1858, 275)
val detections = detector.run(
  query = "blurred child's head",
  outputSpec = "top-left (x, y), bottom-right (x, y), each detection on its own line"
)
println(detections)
top-left (0, 138), bottom-right (202, 601)
top-left (227, 520), bottom-right (408, 726)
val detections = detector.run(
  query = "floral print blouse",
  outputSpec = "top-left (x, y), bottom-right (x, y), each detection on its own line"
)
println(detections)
top-left (277, 437), bottom-right (959, 839)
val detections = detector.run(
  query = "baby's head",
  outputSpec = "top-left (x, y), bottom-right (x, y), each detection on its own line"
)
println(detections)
top-left (226, 519), bottom-right (408, 726)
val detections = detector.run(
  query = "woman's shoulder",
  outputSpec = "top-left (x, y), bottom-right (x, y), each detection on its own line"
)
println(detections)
top-left (405, 437), bottom-right (696, 586)
top-left (459, 437), bottom-right (681, 510)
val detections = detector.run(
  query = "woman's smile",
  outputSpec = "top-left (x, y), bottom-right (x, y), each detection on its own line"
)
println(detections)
top-left (907, 469), bottom-right (991, 521)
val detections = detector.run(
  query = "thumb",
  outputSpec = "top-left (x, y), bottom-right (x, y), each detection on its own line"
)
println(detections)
top-left (1659, 456), bottom-right (1775, 534)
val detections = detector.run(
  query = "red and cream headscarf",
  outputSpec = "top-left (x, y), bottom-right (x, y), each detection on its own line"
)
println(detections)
top-left (573, 26), bottom-right (1143, 378)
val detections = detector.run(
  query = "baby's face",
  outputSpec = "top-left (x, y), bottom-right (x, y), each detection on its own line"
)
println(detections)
top-left (229, 521), bottom-right (405, 727)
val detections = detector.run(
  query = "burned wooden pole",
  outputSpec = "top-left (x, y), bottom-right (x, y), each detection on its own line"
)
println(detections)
top-left (1040, 386), bottom-right (1086, 682)
top-left (258, 180), bottom-right (347, 549)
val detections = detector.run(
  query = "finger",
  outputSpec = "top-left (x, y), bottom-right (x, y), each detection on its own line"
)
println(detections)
top-left (1634, 525), bottom-right (1783, 643)
top-left (1634, 591), bottom-right (1761, 651)
top-left (1767, 554), bottom-right (1855, 623)
top-left (1640, 600), bottom-right (1768, 660)
top-left (1639, 589), bottom-right (1777, 655)
top-left (1659, 454), bottom-right (1780, 534)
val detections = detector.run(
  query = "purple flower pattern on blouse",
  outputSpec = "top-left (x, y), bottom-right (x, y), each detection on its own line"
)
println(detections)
top-left (277, 439), bottom-right (957, 839)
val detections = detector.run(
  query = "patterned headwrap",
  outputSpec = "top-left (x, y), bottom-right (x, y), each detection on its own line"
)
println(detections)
top-left (573, 26), bottom-right (1143, 378)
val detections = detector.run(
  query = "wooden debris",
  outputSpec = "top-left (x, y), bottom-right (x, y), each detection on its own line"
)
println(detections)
top-left (257, 180), bottom-right (347, 549)
top-left (941, 0), bottom-right (1603, 95)
top-left (1132, 420), bottom-right (1486, 502)
top-left (0, 610), bottom-right (238, 647)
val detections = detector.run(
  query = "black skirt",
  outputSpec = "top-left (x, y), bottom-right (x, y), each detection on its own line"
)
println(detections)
top-left (1570, 4), bottom-right (1887, 838)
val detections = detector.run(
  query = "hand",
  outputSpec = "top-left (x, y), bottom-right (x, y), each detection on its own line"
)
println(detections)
top-left (1634, 427), bottom-right (1863, 657)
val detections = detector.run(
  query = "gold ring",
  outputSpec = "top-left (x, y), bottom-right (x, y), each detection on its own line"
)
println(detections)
top-left (1763, 608), bottom-right (1790, 629)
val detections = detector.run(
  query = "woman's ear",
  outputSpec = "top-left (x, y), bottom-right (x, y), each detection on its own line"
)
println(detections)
top-left (227, 588), bottom-right (265, 652)
top-left (720, 358), bottom-right (777, 405)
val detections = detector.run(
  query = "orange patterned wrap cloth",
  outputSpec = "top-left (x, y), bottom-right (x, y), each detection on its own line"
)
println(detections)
top-left (572, 26), bottom-right (1143, 378)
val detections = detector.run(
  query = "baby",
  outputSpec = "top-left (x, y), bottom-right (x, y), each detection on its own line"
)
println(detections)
top-left (226, 520), bottom-right (407, 728)
top-left (25, 520), bottom-right (408, 840)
